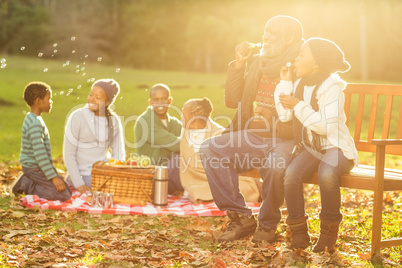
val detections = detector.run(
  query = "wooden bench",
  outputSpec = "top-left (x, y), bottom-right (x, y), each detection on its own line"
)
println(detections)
top-left (245, 83), bottom-right (402, 256)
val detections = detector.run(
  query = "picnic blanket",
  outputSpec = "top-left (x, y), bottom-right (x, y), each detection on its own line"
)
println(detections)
top-left (19, 190), bottom-right (261, 216)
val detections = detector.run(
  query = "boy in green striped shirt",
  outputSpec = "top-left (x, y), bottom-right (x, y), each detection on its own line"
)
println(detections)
top-left (12, 82), bottom-right (71, 201)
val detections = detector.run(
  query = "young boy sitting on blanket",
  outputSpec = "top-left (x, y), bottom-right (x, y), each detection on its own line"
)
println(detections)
top-left (134, 83), bottom-right (184, 195)
top-left (11, 81), bottom-right (72, 201)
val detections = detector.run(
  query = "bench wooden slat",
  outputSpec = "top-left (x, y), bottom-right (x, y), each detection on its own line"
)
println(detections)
top-left (382, 95), bottom-right (393, 139)
top-left (243, 165), bottom-right (402, 191)
top-left (354, 94), bottom-right (365, 141)
top-left (380, 238), bottom-right (402, 249)
top-left (345, 84), bottom-right (402, 96)
top-left (354, 140), bottom-right (402, 155)
top-left (397, 98), bottom-right (402, 139)
top-left (367, 94), bottom-right (378, 142)
top-left (303, 165), bottom-right (402, 191)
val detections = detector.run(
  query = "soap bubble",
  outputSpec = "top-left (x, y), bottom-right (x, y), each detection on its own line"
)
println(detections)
top-left (71, 36), bottom-right (76, 41)
top-left (68, 88), bottom-right (74, 93)
top-left (82, 73), bottom-right (86, 76)
top-left (53, 43), bottom-right (57, 48)
top-left (1, 63), bottom-right (6, 69)
top-left (20, 46), bottom-right (25, 51)
top-left (53, 49), bottom-right (58, 54)
top-left (80, 67), bottom-right (85, 71)
top-left (115, 68), bottom-right (120, 73)
top-left (0, 58), bottom-right (5, 64)
top-left (72, 50), bottom-right (76, 54)
top-left (84, 54), bottom-right (88, 58)
top-left (97, 57), bottom-right (102, 62)
top-left (60, 91), bottom-right (64, 95)
top-left (43, 68), bottom-right (48, 72)
top-left (77, 85), bottom-right (82, 89)
top-left (38, 52), bottom-right (43, 57)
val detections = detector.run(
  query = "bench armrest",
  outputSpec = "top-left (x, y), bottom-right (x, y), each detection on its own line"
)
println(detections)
top-left (371, 139), bottom-right (402, 146)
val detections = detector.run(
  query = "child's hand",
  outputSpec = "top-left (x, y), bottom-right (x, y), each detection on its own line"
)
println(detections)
top-left (280, 62), bottom-right (293, 81)
top-left (77, 185), bottom-right (91, 194)
top-left (235, 42), bottom-right (253, 68)
top-left (254, 106), bottom-right (274, 119)
top-left (51, 177), bottom-right (66, 192)
top-left (279, 94), bottom-right (301, 109)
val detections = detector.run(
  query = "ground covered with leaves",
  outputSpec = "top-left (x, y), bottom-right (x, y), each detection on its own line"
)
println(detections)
top-left (0, 162), bottom-right (401, 267)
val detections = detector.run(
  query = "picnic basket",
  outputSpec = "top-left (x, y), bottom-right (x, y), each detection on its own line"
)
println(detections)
top-left (91, 161), bottom-right (155, 203)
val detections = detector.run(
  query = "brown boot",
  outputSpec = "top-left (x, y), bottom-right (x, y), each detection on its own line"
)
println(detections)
top-left (287, 215), bottom-right (310, 249)
top-left (313, 214), bottom-right (342, 253)
top-left (218, 211), bottom-right (257, 242)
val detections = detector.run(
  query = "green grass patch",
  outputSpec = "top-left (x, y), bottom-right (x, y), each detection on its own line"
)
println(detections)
top-left (0, 54), bottom-right (232, 162)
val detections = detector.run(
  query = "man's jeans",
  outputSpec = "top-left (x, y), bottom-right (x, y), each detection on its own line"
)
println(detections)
top-left (200, 130), bottom-right (294, 229)
top-left (283, 147), bottom-right (354, 222)
top-left (16, 167), bottom-right (72, 202)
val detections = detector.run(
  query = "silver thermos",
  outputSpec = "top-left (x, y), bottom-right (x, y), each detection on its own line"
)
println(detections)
top-left (153, 166), bottom-right (169, 208)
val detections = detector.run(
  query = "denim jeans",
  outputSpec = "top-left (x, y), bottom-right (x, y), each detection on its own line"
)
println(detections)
top-left (17, 167), bottom-right (72, 202)
top-left (283, 147), bottom-right (354, 222)
top-left (199, 130), bottom-right (294, 229)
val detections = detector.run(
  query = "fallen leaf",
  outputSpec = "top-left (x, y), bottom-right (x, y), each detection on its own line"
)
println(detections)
top-left (11, 211), bottom-right (25, 218)
top-left (3, 230), bottom-right (33, 240)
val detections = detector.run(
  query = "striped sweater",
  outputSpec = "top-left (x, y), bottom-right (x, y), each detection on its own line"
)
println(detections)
top-left (19, 113), bottom-right (58, 180)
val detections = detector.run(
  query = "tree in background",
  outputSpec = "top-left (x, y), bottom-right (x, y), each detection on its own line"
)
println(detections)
top-left (1, 0), bottom-right (402, 81)
top-left (0, 0), bottom-right (50, 54)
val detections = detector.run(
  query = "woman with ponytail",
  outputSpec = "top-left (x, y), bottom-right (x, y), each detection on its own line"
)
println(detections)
top-left (180, 98), bottom-right (261, 203)
top-left (63, 79), bottom-right (125, 194)
top-left (275, 38), bottom-right (358, 252)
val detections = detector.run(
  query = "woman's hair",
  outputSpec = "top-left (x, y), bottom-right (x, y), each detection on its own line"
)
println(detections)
top-left (92, 78), bottom-right (120, 106)
top-left (23, 81), bottom-right (51, 106)
top-left (184, 97), bottom-right (213, 119)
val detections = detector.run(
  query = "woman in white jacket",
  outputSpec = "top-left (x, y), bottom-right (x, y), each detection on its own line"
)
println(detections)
top-left (63, 79), bottom-right (125, 194)
top-left (275, 38), bottom-right (358, 252)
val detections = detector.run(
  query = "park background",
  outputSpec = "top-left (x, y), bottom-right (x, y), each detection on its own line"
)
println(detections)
top-left (1, 0), bottom-right (402, 163)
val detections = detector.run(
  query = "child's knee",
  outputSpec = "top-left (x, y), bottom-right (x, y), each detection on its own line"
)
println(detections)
top-left (318, 169), bottom-right (338, 188)
top-left (283, 168), bottom-right (299, 186)
top-left (58, 190), bottom-right (72, 202)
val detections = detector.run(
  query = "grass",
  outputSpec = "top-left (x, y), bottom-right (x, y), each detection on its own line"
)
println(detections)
top-left (0, 54), bottom-right (233, 162)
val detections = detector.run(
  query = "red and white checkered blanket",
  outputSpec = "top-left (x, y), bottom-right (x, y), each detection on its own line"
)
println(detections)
top-left (19, 190), bottom-right (261, 216)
